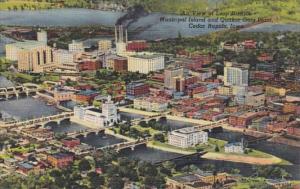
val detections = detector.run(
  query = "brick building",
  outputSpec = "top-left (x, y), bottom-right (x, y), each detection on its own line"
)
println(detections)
top-left (113, 56), bottom-right (128, 72)
top-left (62, 138), bottom-right (81, 148)
top-left (78, 60), bottom-right (102, 71)
top-left (72, 90), bottom-right (99, 104)
top-left (47, 153), bottom-right (74, 168)
top-left (126, 82), bottom-right (150, 99)
top-left (126, 40), bottom-right (148, 52)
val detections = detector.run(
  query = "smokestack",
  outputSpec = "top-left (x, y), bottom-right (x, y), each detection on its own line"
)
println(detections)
top-left (120, 25), bottom-right (124, 42)
top-left (118, 25), bottom-right (122, 43)
top-left (125, 29), bottom-right (128, 43)
top-left (115, 26), bottom-right (118, 43)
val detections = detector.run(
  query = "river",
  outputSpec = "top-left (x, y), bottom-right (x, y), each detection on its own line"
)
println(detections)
top-left (0, 8), bottom-right (246, 40)
top-left (0, 96), bottom-right (61, 121)
top-left (1, 9), bottom-right (300, 56)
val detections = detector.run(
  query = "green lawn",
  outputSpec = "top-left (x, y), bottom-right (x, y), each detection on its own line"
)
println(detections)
top-left (0, 0), bottom-right (54, 10)
top-left (0, 153), bottom-right (12, 159)
top-left (150, 141), bottom-right (197, 153)
top-left (232, 177), bottom-right (267, 189)
top-left (131, 125), bottom-right (161, 136)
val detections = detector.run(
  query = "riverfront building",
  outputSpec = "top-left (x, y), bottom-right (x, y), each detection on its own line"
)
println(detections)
top-left (133, 97), bottom-right (168, 112)
top-left (168, 127), bottom-right (208, 148)
top-left (73, 96), bottom-right (119, 128)
top-left (8, 41), bottom-right (54, 73)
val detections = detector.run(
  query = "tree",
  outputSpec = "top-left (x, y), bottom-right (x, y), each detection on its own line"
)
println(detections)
top-left (95, 70), bottom-right (101, 79)
top-left (215, 145), bottom-right (220, 152)
top-left (109, 176), bottom-right (124, 189)
top-left (79, 159), bottom-right (92, 172)
top-left (139, 121), bottom-right (148, 128)
top-left (88, 172), bottom-right (104, 188)
top-left (153, 133), bottom-right (165, 143)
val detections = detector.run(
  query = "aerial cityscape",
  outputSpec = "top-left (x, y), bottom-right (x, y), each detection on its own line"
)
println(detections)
top-left (0, 0), bottom-right (300, 189)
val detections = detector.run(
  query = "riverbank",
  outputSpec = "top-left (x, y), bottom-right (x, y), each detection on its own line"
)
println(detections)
top-left (147, 141), bottom-right (195, 155)
top-left (201, 152), bottom-right (290, 166)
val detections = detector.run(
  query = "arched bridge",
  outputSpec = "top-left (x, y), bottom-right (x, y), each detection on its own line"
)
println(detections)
top-left (0, 83), bottom-right (40, 100)
top-left (99, 139), bottom-right (148, 152)
top-left (3, 112), bottom-right (74, 128)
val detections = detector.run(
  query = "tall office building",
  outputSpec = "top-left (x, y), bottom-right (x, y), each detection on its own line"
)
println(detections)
top-left (98, 39), bottom-right (112, 52)
top-left (6, 41), bottom-right (54, 72)
top-left (69, 40), bottom-right (84, 52)
top-left (224, 62), bottom-right (249, 87)
top-left (164, 66), bottom-right (185, 89)
top-left (37, 30), bottom-right (47, 44)
top-left (17, 42), bottom-right (54, 73)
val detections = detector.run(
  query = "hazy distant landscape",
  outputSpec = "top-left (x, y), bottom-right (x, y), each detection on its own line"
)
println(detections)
top-left (1, 0), bottom-right (300, 23)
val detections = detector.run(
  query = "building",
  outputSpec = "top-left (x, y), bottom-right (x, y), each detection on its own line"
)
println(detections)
top-left (37, 30), bottom-right (47, 44)
top-left (166, 171), bottom-right (229, 189)
top-left (229, 112), bottom-right (259, 128)
top-left (53, 89), bottom-right (74, 102)
top-left (287, 124), bottom-right (300, 137)
top-left (245, 92), bottom-right (265, 107)
top-left (98, 39), bottom-right (112, 52)
top-left (61, 138), bottom-right (81, 148)
top-left (68, 40), bottom-right (84, 52)
top-left (126, 81), bottom-right (150, 99)
top-left (47, 153), bottom-right (74, 168)
top-left (168, 127), bottom-right (208, 148)
top-left (72, 90), bottom-right (99, 104)
top-left (164, 66), bottom-right (185, 89)
top-left (112, 56), bottom-right (128, 72)
top-left (266, 179), bottom-right (291, 189)
top-left (73, 96), bottom-right (119, 128)
top-left (127, 53), bottom-right (164, 74)
top-left (265, 85), bottom-right (287, 97)
top-left (251, 71), bottom-right (274, 81)
top-left (224, 62), bottom-right (249, 87)
top-left (218, 86), bottom-right (233, 96)
top-left (52, 49), bottom-right (79, 72)
top-left (126, 40), bottom-right (148, 52)
top-left (133, 97), bottom-right (168, 112)
top-left (286, 92), bottom-right (300, 102)
top-left (6, 41), bottom-right (54, 72)
top-left (53, 49), bottom-right (77, 65)
top-left (78, 60), bottom-right (102, 71)
top-left (102, 96), bottom-right (118, 124)
top-left (243, 40), bottom-right (257, 49)
top-left (224, 141), bottom-right (244, 154)
top-left (16, 42), bottom-right (54, 72)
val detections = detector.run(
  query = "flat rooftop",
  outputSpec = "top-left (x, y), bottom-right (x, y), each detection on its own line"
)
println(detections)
top-left (7, 40), bottom-right (46, 50)
top-left (130, 53), bottom-right (163, 59)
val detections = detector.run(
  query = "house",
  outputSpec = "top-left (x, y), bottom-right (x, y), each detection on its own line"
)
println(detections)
top-left (224, 142), bottom-right (244, 154)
